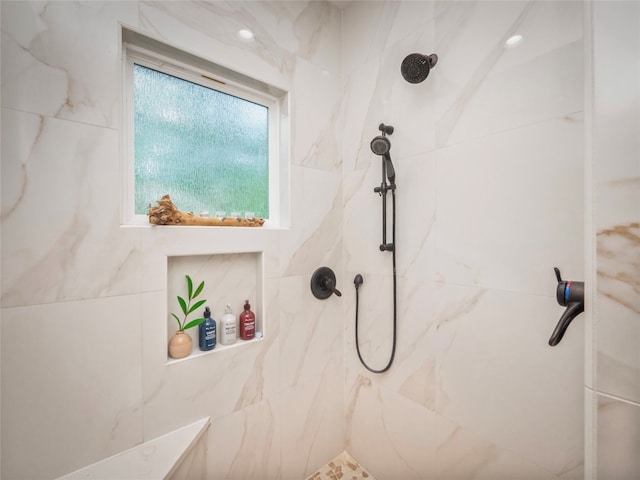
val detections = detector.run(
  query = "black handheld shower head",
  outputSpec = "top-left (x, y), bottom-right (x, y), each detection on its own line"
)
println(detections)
top-left (370, 135), bottom-right (396, 185)
top-left (401, 53), bottom-right (438, 83)
top-left (370, 135), bottom-right (391, 156)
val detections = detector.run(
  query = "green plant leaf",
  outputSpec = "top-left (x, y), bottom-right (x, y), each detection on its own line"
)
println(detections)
top-left (187, 299), bottom-right (207, 315)
top-left (171, 313), bottom-right (183, 330)
top-left (193, 280), bottom-right (205, 298)
top-left (183, 317), bottom-right (205, 330)
top-left (186, 275), bottom-right (193, 300)
top-left (178, 296), bottom-right (187, 316)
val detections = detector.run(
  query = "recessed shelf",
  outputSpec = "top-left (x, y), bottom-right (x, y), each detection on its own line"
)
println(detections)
top-left (166, 335), bottom-right (263, 365)
top-left (167, 252), bottom-right (264, 363)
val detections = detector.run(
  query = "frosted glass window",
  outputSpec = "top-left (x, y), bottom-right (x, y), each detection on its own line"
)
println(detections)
top-left (133, 64), bottom-right (269, 218)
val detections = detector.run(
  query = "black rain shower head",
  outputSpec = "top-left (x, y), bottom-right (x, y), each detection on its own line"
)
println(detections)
top-left (401, 53), bottom-right (438, 83)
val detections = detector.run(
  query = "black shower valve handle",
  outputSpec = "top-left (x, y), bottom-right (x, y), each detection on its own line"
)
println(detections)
top-left (554, 267), bottom-right (585, 307)
top-left (549, 266), bottom-right (585, 347)
top-left (322, 275), bottom-right (342, 297)
top-left (554, 266), bottom-right (563, 283)
top-left (310, 266), bottom-right (342, 299)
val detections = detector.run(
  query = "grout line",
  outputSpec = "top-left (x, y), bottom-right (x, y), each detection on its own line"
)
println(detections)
top-left (591, 389), bottom-right (640, 408)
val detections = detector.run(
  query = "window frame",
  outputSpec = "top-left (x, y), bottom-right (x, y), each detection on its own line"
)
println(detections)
top-left (122, 39), bottom-right (283, 227)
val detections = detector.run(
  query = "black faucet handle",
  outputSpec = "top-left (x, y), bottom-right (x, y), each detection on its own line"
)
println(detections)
top-left (323, 276), bottom-right (342, 297)
top-left (549, 267), bottom-right (585, 346)
top-left (549, 302), bottom-right (584, 346)
top-left (310, 267), bottom-right (342, 299)
top-left (554, 267), bottom-right (563, 283)
top-left (554, 266), bottom-right (585, 307)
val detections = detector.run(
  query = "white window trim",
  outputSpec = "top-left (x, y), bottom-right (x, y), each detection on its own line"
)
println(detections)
top-left (121, 31), bottom-right (288, 228)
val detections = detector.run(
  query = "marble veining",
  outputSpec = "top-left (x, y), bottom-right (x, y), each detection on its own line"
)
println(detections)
top-left (596, 222), bottom-right (640, 402)
top-left (437, 3), bottom-right (534, 147)
top-left (597, 222), bottom-right (640, 313)
top-left (0, 0), bottom-right (605, 478)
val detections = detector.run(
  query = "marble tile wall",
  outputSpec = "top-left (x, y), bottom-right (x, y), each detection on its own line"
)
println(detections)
top-left (342, 1), bottom-right (585, 478)
top-left (3, 1), bottom-right (637, 479)
top-left (588, 2), bottom-right (640, 478)
top-left (1, 1), bottom-right (343, 479)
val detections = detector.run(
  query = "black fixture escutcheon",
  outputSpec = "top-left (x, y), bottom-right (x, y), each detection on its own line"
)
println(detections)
top-left (311, 267), bottom-right (342, 299)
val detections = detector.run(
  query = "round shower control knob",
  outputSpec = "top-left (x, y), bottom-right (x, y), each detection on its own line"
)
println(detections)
top-left (310, 267), bottom-right (342, 299)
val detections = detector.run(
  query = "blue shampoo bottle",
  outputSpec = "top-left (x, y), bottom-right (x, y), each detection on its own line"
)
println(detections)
top-left (199, 306), bottom-right (216, 351)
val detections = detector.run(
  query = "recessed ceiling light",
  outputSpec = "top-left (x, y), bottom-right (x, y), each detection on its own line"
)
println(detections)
top-left (505, 34), bottom-right (523, 47)
top-left (238, 29), bottom-right (254, 40)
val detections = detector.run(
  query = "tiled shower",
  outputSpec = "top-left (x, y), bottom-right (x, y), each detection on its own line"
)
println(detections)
top-left (1, 1), bottom-right (638, 480)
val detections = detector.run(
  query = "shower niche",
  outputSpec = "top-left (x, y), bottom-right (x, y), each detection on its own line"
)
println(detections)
top-left (167, 252), bottom-right (264, 363)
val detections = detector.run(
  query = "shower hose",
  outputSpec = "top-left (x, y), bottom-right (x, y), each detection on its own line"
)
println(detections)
top-left (354, 187), bottom-right (397, 374)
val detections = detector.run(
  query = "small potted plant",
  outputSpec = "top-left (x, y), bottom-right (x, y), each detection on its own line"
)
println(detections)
top-left (168, 275), bottom-right (207, 359)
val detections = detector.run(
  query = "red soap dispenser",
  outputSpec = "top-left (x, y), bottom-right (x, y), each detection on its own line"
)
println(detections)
top-left (239, 300), bottom-right (255, 340)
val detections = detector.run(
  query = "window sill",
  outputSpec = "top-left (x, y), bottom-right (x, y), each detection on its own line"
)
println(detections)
top-left (120, 222), bottom-right (288, 231)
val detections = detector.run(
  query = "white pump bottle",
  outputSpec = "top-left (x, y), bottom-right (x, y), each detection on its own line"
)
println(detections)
top-left (219, 304), bottom-right (237, 345)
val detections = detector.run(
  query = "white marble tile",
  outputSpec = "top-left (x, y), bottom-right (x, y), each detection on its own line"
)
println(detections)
top-left (435, 285), bottom-right (584, 476)
top-left (435, 424), bottom-right (558, 480)
top-left (0, 2), bottom-right (600, 480)
top-left (1, 1), bottom-right (138, 128)
top-left (140, 225), bottom-right (280, 293)
top-left (439, 39), bottom-right (583, 147)
top-left (345, 375), bottom-right (437, 479)
top-left (592, 0), bottom-right (640, 405)
top-left (435, 0), bottom-right (583, 147)
top-left (595, 180), bottom-right (640, 233)
top-left (592, 0), bottom-right (640, 189)
top-left (395, 151), bottom-right (438, 280)
top-left (346, 375), bottom-right (561, 480)
top-left (341, 1), bottom-right (400, 79)
top-left (139, 1), bottom-right (342, 79)
top-left (344, 277), bottom-right (440, 411)
top-left (1, 295), bottom-right (143, 480)
top-left (280, 372), bottom-right (344, 479)
top-left (291, 57), bottom-right (341, 171)
top-left (340, 57), bottom-right (384, 176)
top-left (389, 2), bottom-right (436, 48)
top-left (436, 116), bottom-right (584, 296)
top-left (207, 398), bottom-right (281, 480)
top-left (1, 109), bottom-right (142, 307)
top-left (596, 222), bottom-right (640, 403)
top-left (138, 1), bottom-right (292, 91)
top-left (279, 166), bottom-right (342, 277)
top-left (597, 395), bottom-right (640, 479)
top-left (275, 1), bottom-right (342, 76)
top-left (279, 275), bottom-right (343, 391)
